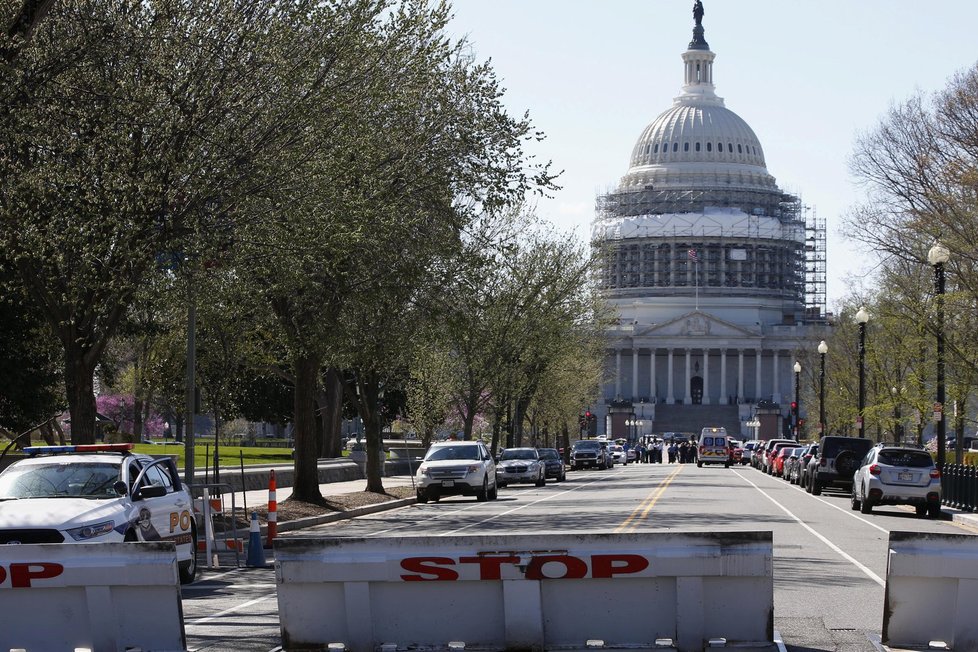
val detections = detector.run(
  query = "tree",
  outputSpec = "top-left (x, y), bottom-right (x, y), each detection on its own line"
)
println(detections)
top-left (1, 0), bottom-right (388, 442)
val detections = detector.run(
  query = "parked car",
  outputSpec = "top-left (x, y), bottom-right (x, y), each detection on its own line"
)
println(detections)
top-left (741, 440), bottom-right (760, 465)
top-left (570, 439), bottom-right (610, 470)
top-left (496, 447), bottom-right (546, 488)
top-left (761, 439), bottom-right (796, 474)
top-left (416, 440), bottom-right (497, 503)
top-left (0, 443), bottom-right (198, 583)
top-left (608, 444), bottom-right (627, 466)
top-left (781, 447), bottom-right (804, 482)
top-left (772, 446), bottom-right (795, 478)
top-left (851, 444), bottom-right (941, 517)
top-left (626, 447), bottom-right (638, 463)
top-left (729, 441), bottom-right (744, 465)
top-left (537, 447), bottom-right (566, 482)
top-left (808, 435), bottom-right (874, 495)
top-left (786, 445), bottom-right (812, 484)
top-left (797, 443), bottom-right (819, 488)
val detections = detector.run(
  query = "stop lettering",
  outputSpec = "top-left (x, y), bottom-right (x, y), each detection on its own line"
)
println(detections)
top-left (0, 562), bottom-right (64, 588)
top-left (400, 554), bottom-right (648, 581)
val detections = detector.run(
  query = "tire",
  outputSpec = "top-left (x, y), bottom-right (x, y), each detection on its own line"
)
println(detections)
top-left (811, 477), bottom-right (822, 496)
top-left (860, 496), bottom-right (873, 514)
top-left (850, 488), bottom-right (861, 511)
top-left (535, 472), bottom-right (545, 488)
top-left (477, 477), bottom-right (489, 502)
top-left (179, 523), bottom-right (198, 584)
top-left (724, 461), bottom-right (730, 468)
top-left (488, 483), bottom-right (498, 500)
top-left (835, 451), bottom-right (859, 479)
top-left (804, 474), bottom-right (813, 493)
top-left (497, 482), bottom-right (506, 489)
top-left (915, 504), bottom-right (928, 518)
top-left (416, 489), bottom-right (429, 504)
top-left (928, 503), bottom-right (941, 519)
top-left (696, 461), bottom-right (703, 468)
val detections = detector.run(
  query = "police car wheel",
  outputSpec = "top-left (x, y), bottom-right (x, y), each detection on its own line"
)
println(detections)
top-left (179, 523), bottom-right (198, 584)
top-left (124, 528), bottom-right (139, 542)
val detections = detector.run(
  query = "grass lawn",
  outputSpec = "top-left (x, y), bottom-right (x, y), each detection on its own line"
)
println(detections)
top-left (133, 442), bottom-right (297, 468)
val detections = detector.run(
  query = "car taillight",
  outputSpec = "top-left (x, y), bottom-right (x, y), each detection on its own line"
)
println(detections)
top-left (930, 469), bottom-right (941, 479)
top-left (699, 446), bottom-right (706, 454)
top-left (819, 458), bottom-right (827, 467)
top-left (869, 464), bottom-right (881, 476)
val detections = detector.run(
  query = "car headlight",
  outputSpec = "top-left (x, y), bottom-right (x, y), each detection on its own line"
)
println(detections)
top-left (465, 464), bottom-right (482, 473)
top-left (418, 464), bottom-right (429, 476)
top-left (67, 520), bottom-right (115, 541)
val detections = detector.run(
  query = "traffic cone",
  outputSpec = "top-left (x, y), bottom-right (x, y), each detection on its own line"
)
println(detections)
top-left (245, 511), bottom-right (266, 567)
top-left (264, 469), bottom-right (277, 549)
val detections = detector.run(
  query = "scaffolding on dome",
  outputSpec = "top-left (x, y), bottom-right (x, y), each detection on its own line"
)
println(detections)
top-left (804, 206), bottom-right (828, 322)
top-left (595, 185), bottom-right (801, 222)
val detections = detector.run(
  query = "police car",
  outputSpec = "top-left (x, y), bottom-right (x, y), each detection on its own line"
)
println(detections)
top-left (0, 443), bottom-right (198, 583)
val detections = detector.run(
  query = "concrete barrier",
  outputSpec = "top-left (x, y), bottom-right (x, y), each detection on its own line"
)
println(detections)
top-left (883, 531), bottom-right (978, 650)
top-left (0, 542), bottom-right (185, 651)
top-left (275, 531), bottom-right (775, 652)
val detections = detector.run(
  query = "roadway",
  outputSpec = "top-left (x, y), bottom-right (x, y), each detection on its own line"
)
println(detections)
top-left (180, 461), bottom-right (978, 651)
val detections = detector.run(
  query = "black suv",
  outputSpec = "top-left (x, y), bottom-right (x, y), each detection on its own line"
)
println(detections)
top-left (807, 435), bottom-right (873, 495)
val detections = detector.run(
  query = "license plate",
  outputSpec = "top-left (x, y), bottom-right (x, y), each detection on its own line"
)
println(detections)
top-left (441, 480), bottom-right (455, 487)
top-left (898, 472), bottom-right (912, 481)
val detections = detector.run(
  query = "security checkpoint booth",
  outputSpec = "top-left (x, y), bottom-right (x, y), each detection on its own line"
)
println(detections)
top-left (274, 531), bottom-right (776, 652)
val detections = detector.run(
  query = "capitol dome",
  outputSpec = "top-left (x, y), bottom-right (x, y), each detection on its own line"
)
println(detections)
top-left (616, 19), bottom-right (777, 194)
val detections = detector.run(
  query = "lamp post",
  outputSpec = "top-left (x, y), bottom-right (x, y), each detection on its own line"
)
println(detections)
top-left (855, 307), bottom-right (870, 438)
top-left (928, 241), bottom-right (950, 473)
top-left (891, 386), bottom-right (903, 444)
top-left (818, 340), bottom-right (828, 436)
top-left (793, 361), bottom-right (801, 440)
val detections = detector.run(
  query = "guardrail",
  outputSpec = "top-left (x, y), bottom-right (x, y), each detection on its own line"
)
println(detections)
top-left (941, 463), bottom-right (977, 511)
top-left (0, 542), bottom-right (185, 651)
top-left (274, 531), bottom-right (775, 652)
top-left (882, 531), bottom-right (978, 650)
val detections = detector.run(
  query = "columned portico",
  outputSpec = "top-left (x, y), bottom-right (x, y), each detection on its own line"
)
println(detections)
top-left (667, 349), bottom-right (675, 403)
top-left (755, 349), bottom-right (762, 403)
top-left (719, 349), bottom-right (728, 404)
top-left (737, 349), bottom-right (745, 403)
top-left (684, 349), bottom-right (692, 403)
top-left (702, 349), bottom-right (710, 405)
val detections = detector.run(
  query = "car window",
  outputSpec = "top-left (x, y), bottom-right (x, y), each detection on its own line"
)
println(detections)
top-left (500, 449), bottom-right (537, 460)
top-left (878, 450), bottom-right (934, 468)
top-left (426, 445), bottom-right (480, 461)
top-left (821, 437), bottom-right (873, 457)
top-left (538, 449), bottom-right (558, 460)
top-left (574, 441), bottom-right (600, 450)
top-left (141, 462), bottom-right (174, 491)
top-left (0, 461), bottom-right (120, 499)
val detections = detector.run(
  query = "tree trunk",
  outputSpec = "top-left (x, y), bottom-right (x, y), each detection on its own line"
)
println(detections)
top-left (356, 374), bottom-right (385, 494)
top-left (65, 350), bottom-right (97, 444)
top-left (291, 353), bottom-right (323, 502)
top-left (322, 368), bottom-right (344, 458)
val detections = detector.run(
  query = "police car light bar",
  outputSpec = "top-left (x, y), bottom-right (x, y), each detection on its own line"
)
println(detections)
top-left (23, 443), bottom-right (135, 456)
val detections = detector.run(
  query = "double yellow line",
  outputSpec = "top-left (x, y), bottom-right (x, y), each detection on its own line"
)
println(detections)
top-left (614, 464), bottom-right (685, 533)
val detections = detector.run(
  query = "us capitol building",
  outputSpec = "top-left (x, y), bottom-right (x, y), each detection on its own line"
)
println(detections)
top-left (592, 2), bottom-right (826, 440)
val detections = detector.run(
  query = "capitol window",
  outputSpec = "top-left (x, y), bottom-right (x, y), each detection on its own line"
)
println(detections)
top-left (718, 142), bottom-right (723, 152)
top-left (695, 142), bottom-right (701, 151)
top-left (673, 143), bottom-right (678, 152)
top-left (737, 144), bottom-right (743, 153)
top-left (706, 142), bottom-right (712, 152)
top-left (684, 142), bottom-right (689, 151)
top-left (654, 144), bottom-right (659, 153)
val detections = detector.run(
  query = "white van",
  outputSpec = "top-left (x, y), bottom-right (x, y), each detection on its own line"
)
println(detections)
top-left (697, 427), bottom-right (730, 467)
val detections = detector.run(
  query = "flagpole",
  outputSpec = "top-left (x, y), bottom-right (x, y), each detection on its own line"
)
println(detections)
top-left (695, 258), bottom-right (699, 310)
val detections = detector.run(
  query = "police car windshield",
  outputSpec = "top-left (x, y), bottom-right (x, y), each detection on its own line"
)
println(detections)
top-left (0, 462), bottom-right (121, 499)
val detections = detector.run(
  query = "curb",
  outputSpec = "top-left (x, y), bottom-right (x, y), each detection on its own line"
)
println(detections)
top-left (262, 497), bottom-right (417, 536)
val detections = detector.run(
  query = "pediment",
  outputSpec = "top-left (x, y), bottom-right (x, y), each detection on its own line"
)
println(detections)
top-left (639, 310), bottom-right (758, 338)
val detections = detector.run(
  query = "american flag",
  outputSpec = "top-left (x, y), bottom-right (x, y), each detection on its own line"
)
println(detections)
top-left (687, 248), bottom-right (698, 262)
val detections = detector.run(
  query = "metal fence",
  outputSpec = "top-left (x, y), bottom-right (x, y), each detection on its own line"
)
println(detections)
top-left (942, 464), bottom-right (978, 511)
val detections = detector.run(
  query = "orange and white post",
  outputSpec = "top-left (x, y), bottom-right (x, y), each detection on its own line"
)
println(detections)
top-left (265, 469), bottom-right (277, 548)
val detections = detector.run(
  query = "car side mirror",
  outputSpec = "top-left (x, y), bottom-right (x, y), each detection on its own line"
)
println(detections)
top-left (113, 480), bottom-right (129, 496)
top-left (134, 484), bottom-right (167, 501)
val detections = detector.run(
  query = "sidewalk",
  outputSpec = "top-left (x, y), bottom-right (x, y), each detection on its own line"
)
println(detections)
top-left (238, 474), bottom-right (416, 514)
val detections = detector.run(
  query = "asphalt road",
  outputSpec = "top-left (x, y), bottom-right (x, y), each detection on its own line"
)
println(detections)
top-left (181, 462), bottom-right (978, 651)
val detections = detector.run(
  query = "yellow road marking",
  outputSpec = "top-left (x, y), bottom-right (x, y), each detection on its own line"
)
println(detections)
top-left (615, 464), bottom-right (685, 533)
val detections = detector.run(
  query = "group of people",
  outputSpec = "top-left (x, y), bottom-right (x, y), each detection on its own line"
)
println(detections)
top-left (630, 437), bottom-right (698, 464)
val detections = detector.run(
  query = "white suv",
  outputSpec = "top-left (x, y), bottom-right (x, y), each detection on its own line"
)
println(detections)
top-left (0, 443), bottom-right (198, 583)
top-left (416, 440), bottom-right (497, 503)
top-left (851, 445), bottom-right (941, 518)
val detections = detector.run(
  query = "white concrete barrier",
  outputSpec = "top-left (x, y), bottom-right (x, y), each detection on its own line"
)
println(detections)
top-left (883, 531), bottom-right (978, 650)
top-left (0, 542), bottom-right (186, 652)
top-left (275, 531), bottom-right (774, 652)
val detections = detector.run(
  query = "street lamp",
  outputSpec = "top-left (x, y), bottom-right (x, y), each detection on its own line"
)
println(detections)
top-left (891, 386), bottom-right (903, 444)
top-left (928, 241), bottom-right (950, 473)
top-left (818, 340), bottom-right (828, 436)
top-left (855, 307), bottom-right (870, 438)
top-left (793, 361), bottom-right (801, 439)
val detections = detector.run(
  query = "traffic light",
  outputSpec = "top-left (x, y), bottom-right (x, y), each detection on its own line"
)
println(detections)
top-left (586, 411), bottom-right (597, 436)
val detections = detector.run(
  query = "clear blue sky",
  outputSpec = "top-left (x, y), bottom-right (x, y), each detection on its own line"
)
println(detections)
top-left (445, 1), bottom-right (978, 311)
